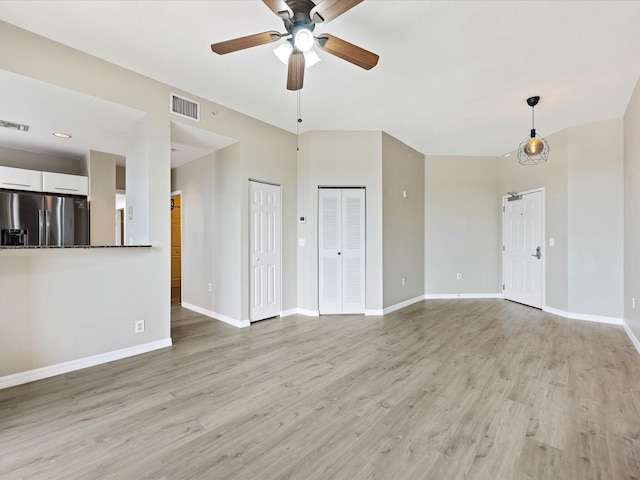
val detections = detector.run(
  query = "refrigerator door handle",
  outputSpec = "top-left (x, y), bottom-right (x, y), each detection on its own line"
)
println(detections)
top-left (38, 210), bottom-right (44, 246)
top-left (45, 210), bottom-right (51, 246)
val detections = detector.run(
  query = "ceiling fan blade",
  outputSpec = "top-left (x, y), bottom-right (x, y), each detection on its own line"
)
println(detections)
top-left (262, 0), bottom-right (291, 17)
top-left (316, 34), bottom-right (379, 70)
top-left (211, 31), bottom-right (281, 55)
top-left (311, 0), bottom-right (363, 23)
top-left (287, 48), bottom-right (305, 91)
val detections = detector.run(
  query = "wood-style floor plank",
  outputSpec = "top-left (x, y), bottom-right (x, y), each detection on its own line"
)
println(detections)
top-left (1, 299), bottom-right (640, 479)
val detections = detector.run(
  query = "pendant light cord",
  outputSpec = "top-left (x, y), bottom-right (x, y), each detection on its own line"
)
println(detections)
top-left (529, 103), bottom-right (537, 137)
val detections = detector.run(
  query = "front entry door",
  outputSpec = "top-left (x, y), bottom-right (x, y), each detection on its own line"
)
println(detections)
top-left (250, 181), bottom-right (281, 322)
top-left (502, 189), bottom-right (544, 308)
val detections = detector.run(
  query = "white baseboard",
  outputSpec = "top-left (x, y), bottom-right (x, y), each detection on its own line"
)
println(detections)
top-left (623, 321), bottom-right (640, 355)
top-left (423, 293), bottom-right (503, 299)
top-left (280, 308), bottom-right (298, 317)
top-left (0, 338), bottom-right (172, 390)
top-left (181, 302), bottom-right (250, 328)
top-left (296, 308), bottom-right (320, 317)
top-left (542, 306), bottom-right (623, 326)
top-left (364, 295), bottom-right (426, 316)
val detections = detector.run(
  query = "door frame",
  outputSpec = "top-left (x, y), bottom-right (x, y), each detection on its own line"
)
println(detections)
top-left (249, 179), bottom-right (282, 322)
top-left (317, 186), bottom-right (366, 315)
top-left (502, 187), bottom-right (546, 309)
top-left (171, 189), bottom-right (183, 305)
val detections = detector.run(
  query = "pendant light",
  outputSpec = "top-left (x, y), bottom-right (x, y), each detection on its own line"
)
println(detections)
top-left (517, 96), bottom-right (550, 165)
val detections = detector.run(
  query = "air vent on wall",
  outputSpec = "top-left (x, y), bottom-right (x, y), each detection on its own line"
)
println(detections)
top-left (0, 119), bottom-right (29, 132)
top-left (170, 93), bottom-right (200, 122)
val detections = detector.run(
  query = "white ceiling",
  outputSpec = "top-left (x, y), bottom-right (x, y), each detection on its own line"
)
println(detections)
top-left (2, 0), bottom-right (640, 158)
top-left (0, 69), bottom-right (145, 162)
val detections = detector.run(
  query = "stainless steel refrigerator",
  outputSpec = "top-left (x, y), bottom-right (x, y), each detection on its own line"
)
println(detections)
top-left (0, 190), bottom-right (89, 246)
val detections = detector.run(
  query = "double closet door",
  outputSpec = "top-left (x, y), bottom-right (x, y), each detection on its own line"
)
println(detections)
top-left (318, 188), bottom-right (366, 315)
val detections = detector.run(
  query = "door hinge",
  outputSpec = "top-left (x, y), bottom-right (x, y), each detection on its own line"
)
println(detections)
top-left (502, 206), bottom-right (505, 213)
top-left (502, 284), bottom-right (505, 290)
top-left (502, 245), bottom-right (505, 252)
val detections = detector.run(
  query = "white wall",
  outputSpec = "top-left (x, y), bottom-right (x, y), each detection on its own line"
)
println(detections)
top-left (425, 155), bottom-right (500, 295)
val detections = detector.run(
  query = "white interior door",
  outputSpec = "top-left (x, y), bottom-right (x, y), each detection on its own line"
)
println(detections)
top-left (503, 189), bottom-right (544, 308)
top-left (250, 181), bottom-right (281, 322)
top-left (319, 188), bottom-right (365, 314)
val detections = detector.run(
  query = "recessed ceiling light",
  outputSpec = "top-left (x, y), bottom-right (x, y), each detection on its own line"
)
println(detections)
top-left (504, 153), bottom-right (511, 157)
top-left (53, 132), bottom-right (72, 139)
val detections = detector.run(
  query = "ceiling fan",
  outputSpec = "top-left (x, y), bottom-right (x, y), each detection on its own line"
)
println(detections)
top-left (211, 0), bottom-right (379, 91)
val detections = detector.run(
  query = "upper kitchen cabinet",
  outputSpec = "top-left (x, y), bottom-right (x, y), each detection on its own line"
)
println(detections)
top-left (0, 166), bottom-right (43, 192)
top-left (42, 172), bottom-right (89, 196)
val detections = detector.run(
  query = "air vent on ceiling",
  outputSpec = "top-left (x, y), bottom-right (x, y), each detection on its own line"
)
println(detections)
top-left (0, 119), bottom-right (29, 132)
top-left (170, 93), bottom-right (200, 122)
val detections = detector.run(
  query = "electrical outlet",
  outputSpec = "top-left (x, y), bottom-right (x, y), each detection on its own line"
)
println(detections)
top-left (402, 277), bottom-right (406, 286)
top-left (208, 283), bottom-right (212, 292)
top-left (456, 273), bottom-right (462, 280)
top-left (135, 320), bottom-right (145, 334)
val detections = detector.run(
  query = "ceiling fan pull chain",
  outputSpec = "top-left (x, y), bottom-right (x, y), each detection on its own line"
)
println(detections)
top-left (296, 89), bottom-right (302, 151)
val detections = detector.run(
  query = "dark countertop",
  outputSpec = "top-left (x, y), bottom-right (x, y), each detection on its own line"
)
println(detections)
top-left (0, 245), bottom-right (152, 250)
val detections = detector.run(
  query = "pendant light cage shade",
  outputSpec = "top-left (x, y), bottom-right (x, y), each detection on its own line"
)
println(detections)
top-left (517, 132), bottom-right (550, 165)
top-left (517, 96), bottom-right (550, 165)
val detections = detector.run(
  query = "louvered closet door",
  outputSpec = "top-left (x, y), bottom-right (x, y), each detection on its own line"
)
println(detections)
top-left (319, 188), bottom-right (365, 314)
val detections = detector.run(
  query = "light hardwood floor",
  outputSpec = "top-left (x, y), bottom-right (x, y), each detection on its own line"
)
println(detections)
top-left (1, 299), bottom-right (640, 479)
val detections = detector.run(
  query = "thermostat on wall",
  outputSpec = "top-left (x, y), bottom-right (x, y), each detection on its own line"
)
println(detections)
top-left (299, 216), bottom-right (306, 224)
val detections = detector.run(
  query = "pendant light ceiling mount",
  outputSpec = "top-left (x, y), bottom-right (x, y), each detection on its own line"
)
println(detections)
top-left (517, 95), bottom-right (550, 166)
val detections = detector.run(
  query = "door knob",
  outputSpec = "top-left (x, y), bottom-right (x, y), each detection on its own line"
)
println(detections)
top-left (531, 246), bottom-right (541, 260)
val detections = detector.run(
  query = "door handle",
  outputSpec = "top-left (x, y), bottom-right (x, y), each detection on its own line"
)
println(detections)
top-left (531, 246), bottom-right (541, 260)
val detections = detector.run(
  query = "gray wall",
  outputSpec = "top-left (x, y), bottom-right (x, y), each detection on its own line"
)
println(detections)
top-left (499, 118), bottom-right (624, 319)
top-left (382, 132), bottom-right (425, 307)
top-left (0, 146), bottom-right (84, 175)
top-left (297, 131), bottom-right (383, 313)
top-left (624, 74), bottom-right (640, 342)
top-left (425, 155), bottom-right (500, 295)
top-left (171, 123), bottom-right (297, 323)
top-left (87, 150), bottom-right (118, 246)
top-left (116, 166), bottom-right (126, 191)
top-left (0, 21), bottom-right (174, 376)
top-left (567, 119), bottom-right (623, 318)
top-left (499, 130), bottom-right (569, 310)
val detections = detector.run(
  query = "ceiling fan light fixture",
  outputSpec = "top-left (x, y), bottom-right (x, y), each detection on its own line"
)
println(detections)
top-left (517, 96), bottom-right (550, 166)
top-left (274, 42), bottom-right (292, 64)
top-left (274, 41), bottom-right (321, 68)
top-left (303, 49), bottom-right (321, 67)
top-left (293, 27), bottom-right (314, 52)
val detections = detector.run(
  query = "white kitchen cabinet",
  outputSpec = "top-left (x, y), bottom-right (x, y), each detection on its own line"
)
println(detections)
top-left (0, 166), bottom-right (43, 192)
top-left (42, 172), bottom-right (89, 196)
